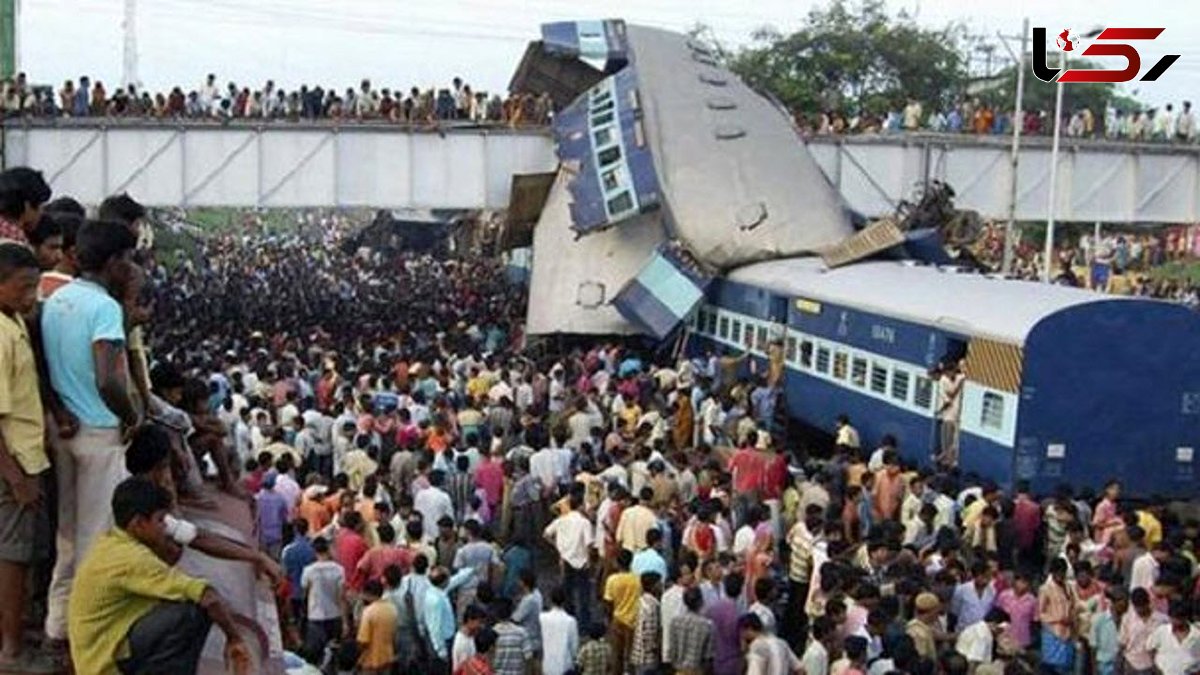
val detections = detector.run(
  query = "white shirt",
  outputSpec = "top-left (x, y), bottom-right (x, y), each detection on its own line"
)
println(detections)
top-left (1145, 623), bottom-right (1200, 675)
top-left (733, 525), bottom-right (756, 558)
top-left (746, 635), bottom-right (800, 675)
top-left (749, 602), bottom-right (776, 634)
top-left (452, 630), bottom-right (475, 671)
top-left (301, 560), bottom-right (345, 621)
top-left (539, 608), bottom-right (580, 675)
top-left (660, 584), bottom-right (687, 661)
top-left (279, 403), bottom-right (300, 429)
top-left (543, 510), bottom-right (594, 570)
top-left (955, 621), bottom-right (994, 664)
top-left (530, 448), bottom-right (561, 493)
top-left (414, 486), bottom-right (454, 536)
top-left (801, 640), bottom-right (829, 675)
top-left (1130, 551), bottom-right (1159, 592)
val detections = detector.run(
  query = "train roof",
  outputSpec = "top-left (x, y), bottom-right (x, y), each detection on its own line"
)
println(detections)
top-left (726, 257), bottom-right (1135, 344)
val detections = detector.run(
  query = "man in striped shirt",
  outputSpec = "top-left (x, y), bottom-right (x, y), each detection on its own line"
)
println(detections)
top-left (630, 572), bottom-right (663, 674)
top-left (667, 587), bottom-right (715, 675)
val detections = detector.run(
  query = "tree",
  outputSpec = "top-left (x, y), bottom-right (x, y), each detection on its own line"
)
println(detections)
top-left (728, 0), bottom-right (969, 115)
top-left (976, 58), bottom-right (1140, 117)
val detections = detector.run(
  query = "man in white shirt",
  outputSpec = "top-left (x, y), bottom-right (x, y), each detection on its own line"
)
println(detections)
top-left (1131, 542), bottom-right (1168, 593)
top-left (741, 613), bottom-right (799, 675)
top-left (414, 472), bottom-right (455, 537)
top-left (301, 537), bottom-right (349, 657)
top-left (544, 493), bottom-right (594, 627)
top-left (539, 588), bottom-right (580, 675)
top-left (801, 616), bottom-right (835, 675)
top-left (955, 608), bottom-right (1009, 668)
top-left (452, 604), bottom-right (486, 671)
top-left (835, 415), bottom-right (860, 449)
top-left (1145, 604), bottom-right (1200, 675)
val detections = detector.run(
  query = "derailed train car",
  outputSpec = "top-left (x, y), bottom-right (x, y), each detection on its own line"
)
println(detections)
top-left (687, 258), bottom-right (1200, 498)
top-left (513, 19), bottom-right (1200, 498)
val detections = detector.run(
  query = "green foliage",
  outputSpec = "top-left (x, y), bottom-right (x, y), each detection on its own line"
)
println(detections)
top-left (729, 0), bottom-right (969, 115)
top-left (975, 59), bottom-right (1132, 115)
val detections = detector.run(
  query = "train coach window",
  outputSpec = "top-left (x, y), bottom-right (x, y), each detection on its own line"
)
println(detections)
top-left (744, 324), bottom-right (756, 350)
top-left (707, 312), bottom-right (718, 335)
top-left (801, 340), bottom-right (814, 368)
top-left (981, 392), bottom-right (1005, 430)
top-left (914, 375), bottom-right (934, 410)
top-left (870, 363), bottom-right (888, 394)
top-left (833, 352), bottom-right (848, 380)
top-left (732, 320), bottom-right (742, 344)
top-left (851, 357), bottom-right (867, 387)
top-left (815, 346), bottom-right (830, 374)
top-left (719, 317), bottom-right (729, 339)
top-left (891, 370), bottom-right (910, 402)
top-left (756, 326), bottom-right (768, 351)
top-left (785, 337), bottom-right (797, 362)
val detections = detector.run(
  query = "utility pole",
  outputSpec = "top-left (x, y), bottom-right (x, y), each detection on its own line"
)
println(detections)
top-left (122, 0), bottom-right (139, 89)
top-left (1043, 44), bottom-right (1065, 282)
top-left (997, 18), bottom-right (1027, 276)
top-left (0, 0), bottom-right (17, 79)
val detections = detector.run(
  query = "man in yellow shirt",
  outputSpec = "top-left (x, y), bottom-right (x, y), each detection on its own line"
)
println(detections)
top-left (68, 477), bottom-right (250, 675)
top-left (0, 243), bottom-right (53, 673)
top-left (604, 549), bottom-right (641, 673)
top-left (356, 578), bottom-right (398, 674)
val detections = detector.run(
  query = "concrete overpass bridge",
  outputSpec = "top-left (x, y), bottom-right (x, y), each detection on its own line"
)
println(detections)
top-left (3, 121), bottom-right (1198, 224)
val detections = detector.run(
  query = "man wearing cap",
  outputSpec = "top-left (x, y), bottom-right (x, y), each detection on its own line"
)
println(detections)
top-left (908, 592), bottom-right (945, 660)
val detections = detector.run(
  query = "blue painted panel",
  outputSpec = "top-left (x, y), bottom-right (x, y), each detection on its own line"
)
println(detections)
top-left (540, 20), bottom-right (629, 66)
top-left (614, 281), bottom-right (679, 338)
top-left (1018, 300), bottom-right (1200, 498)
top-left (710, 277), bottom-right (952, 368)
top-left (554, 66), bottom-right (661, 235)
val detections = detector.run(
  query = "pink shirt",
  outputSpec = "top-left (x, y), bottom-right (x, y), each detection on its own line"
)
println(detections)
top-left (475, 458), bottom-right (504, 507)
top-left (996, 589), bottom-right (1037, 648)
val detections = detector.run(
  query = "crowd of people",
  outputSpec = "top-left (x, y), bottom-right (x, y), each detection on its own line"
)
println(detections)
top-left (799, 98), bottom-right (1199, 144)
top-left (968, 223), bottom-right (1200, 304)
top-left (0, 72), bottom-right (556, 126)
top-left (0, 163), bottom-right (1197, 675)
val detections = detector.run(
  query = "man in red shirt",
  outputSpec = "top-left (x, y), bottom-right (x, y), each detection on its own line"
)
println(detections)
top-left (1011, 480), bottom-right (1043, 572)
top-left (334, 511), bottom-right (370, 592)
top-left (0, 167), bottom-right (51, 244)
top-left (728, 431), bottom-right (767, 527)
top-left (356, 523), bottom-right (413, 586)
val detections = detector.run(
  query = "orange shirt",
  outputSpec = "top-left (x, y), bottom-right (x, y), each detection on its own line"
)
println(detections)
top-left (299, 496), bottom-right (332, 533)
top-left (426, 430), bottom-right (450, 454)
top-left (357, 599), bottom-right (398, 668)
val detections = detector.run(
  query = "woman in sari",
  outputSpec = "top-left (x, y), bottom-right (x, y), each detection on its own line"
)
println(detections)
top-left (1038, 558), bottom-right (1078, 675)
top-left (672, 389), bottom-right (694, 452)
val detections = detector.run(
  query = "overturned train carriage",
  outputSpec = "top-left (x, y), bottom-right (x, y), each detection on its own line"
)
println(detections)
top-left (515, 19), bottom-right (1200, 498)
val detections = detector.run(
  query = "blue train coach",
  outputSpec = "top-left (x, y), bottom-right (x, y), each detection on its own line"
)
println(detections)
top-left (686, 257), bottom-right (1200, 498)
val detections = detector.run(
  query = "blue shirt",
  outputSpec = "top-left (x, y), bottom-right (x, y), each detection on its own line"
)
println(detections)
top-left (42, 279), bottom-right (126, 428)
top-left (501, 544), bottom-right (532, 598)
top-left (256, 489), bottom-right (289, 546)
top-left (949, 581), bottom-right (996, 631)
top-left (631, 548), bottom-right (668, 581)
top-left (421, 568), bottom-right (475, 658)
top-left (281, 536), bottom-right (316, 600)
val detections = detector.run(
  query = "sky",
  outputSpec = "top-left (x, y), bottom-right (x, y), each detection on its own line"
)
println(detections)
top-left (16, 0), bottom-right (1200, 108)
